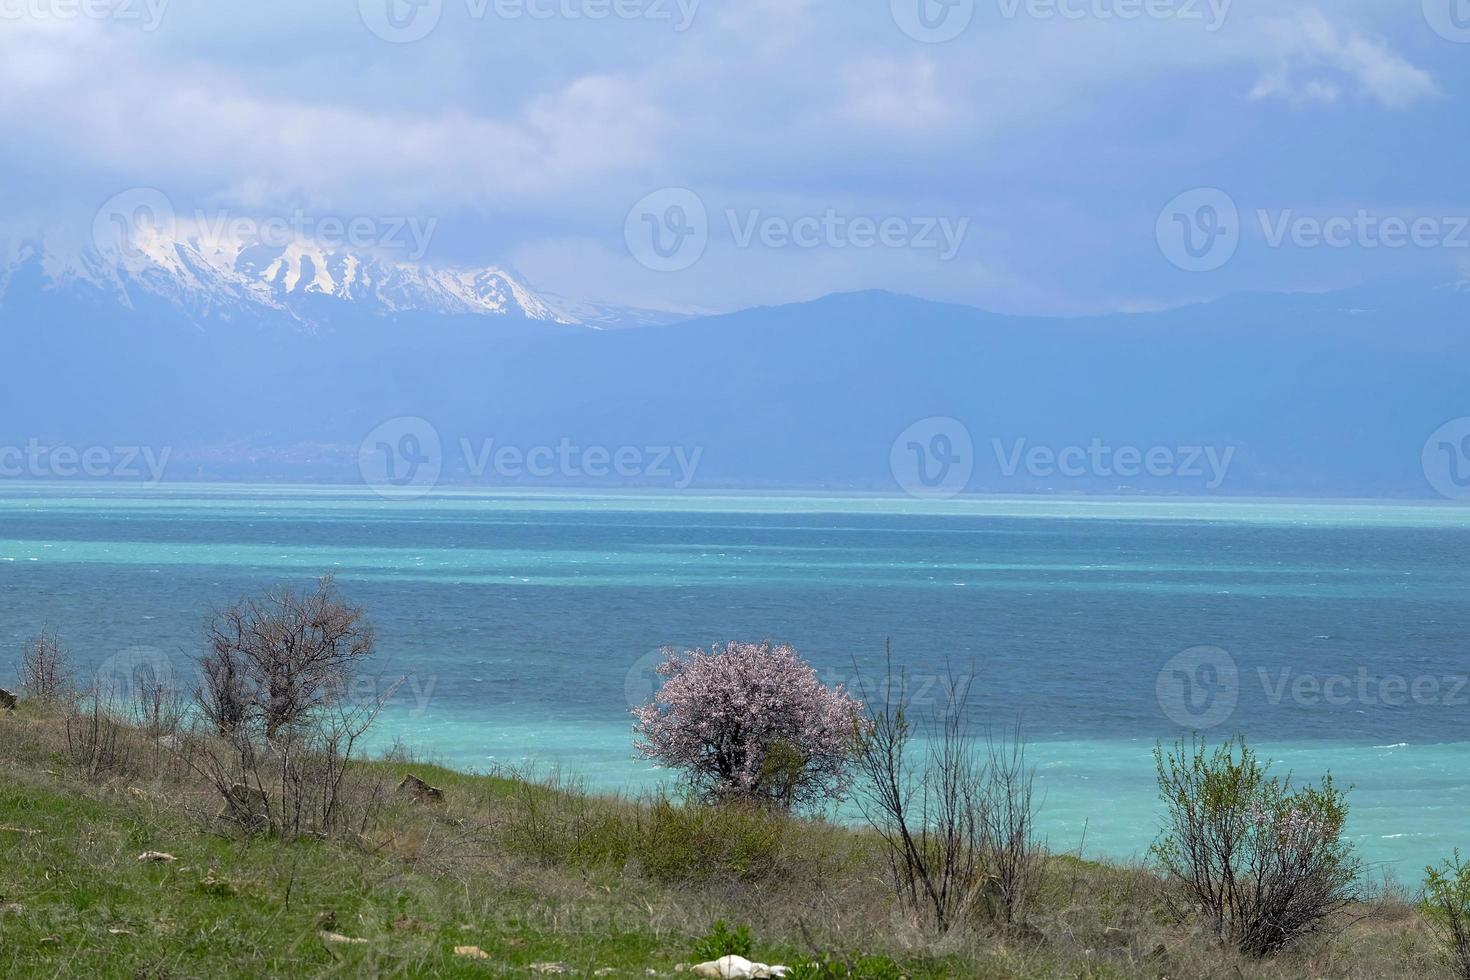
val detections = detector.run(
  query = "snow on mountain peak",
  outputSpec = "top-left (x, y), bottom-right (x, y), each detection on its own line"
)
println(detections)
top-left (1, 225), bottom-right (578, 326)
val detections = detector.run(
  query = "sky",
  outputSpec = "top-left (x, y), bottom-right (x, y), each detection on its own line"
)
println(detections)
top-left (1, 0), bottom-right (1467, 316)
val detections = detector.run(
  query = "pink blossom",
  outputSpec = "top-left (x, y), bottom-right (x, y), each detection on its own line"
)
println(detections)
top-left (632, 641), bottom-right (865, 810)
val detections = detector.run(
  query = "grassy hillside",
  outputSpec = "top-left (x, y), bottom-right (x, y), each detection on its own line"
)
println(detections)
top-left (0, 703), bottom-right (1445, 979)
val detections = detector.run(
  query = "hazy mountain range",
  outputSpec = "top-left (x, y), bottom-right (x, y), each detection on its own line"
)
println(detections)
top-left (0, 231), bottom-right (679, 328)
top-left (1, 233), bottom-right (1467, 499)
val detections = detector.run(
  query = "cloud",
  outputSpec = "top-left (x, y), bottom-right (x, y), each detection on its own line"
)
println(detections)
top-left (0, 2), bottom-right (1460, 317)
top-left (840, 57), bottom-right (952, 131)
top-left (0, 21), bottom-right (663, 214)
top-left (1248, 10), bottom-right (1438, 109)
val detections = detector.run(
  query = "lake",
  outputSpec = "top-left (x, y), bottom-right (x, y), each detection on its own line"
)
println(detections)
top-left (2, 483), bottom-right (1467, 879)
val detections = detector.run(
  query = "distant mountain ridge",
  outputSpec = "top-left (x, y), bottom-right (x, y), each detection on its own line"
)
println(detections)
top-left (0, 231), bottom-right (672, 329)
top-left (0, 264), bottom-right (1466, 499)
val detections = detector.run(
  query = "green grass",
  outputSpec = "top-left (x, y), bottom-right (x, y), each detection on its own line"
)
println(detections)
top-left (0, 768), bottom-right (682, 978)
top-left (0, 706), bottom-right (1450, 978)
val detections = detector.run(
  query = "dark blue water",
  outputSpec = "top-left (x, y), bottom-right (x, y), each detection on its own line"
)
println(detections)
top-left (2, 485), bottom-right (1467, 875)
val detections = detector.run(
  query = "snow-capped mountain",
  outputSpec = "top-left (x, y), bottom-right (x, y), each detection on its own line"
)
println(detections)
top-left (0, 228), bottom-right (664, 328)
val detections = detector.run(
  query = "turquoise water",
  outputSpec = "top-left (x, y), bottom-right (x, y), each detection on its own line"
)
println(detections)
top-left (2, 483), bottom-right (1469, 880)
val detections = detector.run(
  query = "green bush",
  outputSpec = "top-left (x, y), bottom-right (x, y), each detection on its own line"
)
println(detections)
top-left (1424, 851), bottom-right (1470, 979)
top-left (632, 794), bottom-right (792, 884)
top-left (489, 777), bottom-right (804, 886)
top-left (691, 920), bottom-right (753, 961)
top-left (494, 771), bottom-right (634, 868)
top-left (1151, 736), bottom-right (1359, 956)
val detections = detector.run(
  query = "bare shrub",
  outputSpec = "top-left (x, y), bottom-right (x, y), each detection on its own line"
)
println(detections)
top-left (853, 645), bottom-right (1041, 933)
top-left (189, 692), bottom-right (394, 838)
top-left (1151, 735), bottom-right (1360, 957)
top-left (18, 631), bottom-right (77, 705)
top-left (201, 575), bottom-right (375, 739)
top-left (189, 576), bottom-right (394, 838)
top-left (65, 695), bottom-right (132, 780)
top-left (125, 660), bottom-right (187, 739)
top-left (980, 733), bottom-right (1040, 926)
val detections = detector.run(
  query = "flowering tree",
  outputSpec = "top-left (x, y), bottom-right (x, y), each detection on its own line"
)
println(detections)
top-left (632, 641), bottom-right (864, 810)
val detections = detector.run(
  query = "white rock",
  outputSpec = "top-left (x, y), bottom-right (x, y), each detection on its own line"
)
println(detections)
top-left (136, 851), bottom-right (176, 863)
top-left (691, 956), bottom-right (757, 979)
